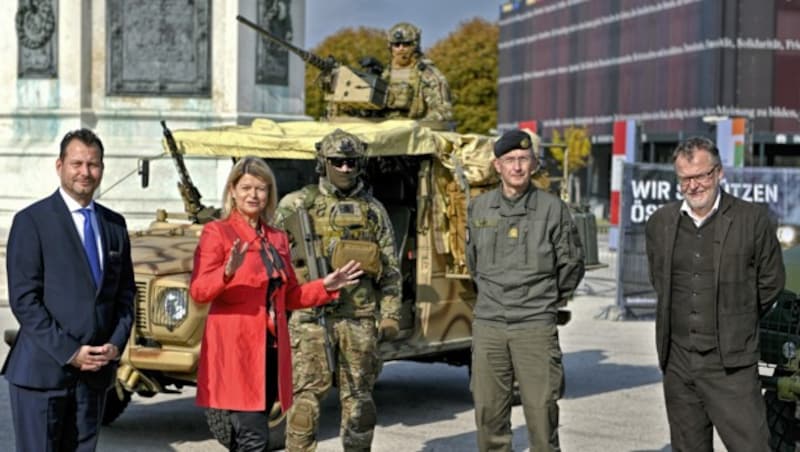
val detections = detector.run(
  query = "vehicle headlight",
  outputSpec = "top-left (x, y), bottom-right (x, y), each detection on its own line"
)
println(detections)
top-left (777, 225), bottom-right (798, 249)
top-left (152, 287), bottom-right (188, 331)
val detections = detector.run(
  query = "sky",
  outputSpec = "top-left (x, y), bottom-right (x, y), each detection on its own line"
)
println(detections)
top-left (305, 0), bottom-right (502, 50)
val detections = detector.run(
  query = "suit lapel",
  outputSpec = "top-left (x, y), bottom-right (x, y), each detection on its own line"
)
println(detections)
top-left (714, 193), bottom-right (733, 292)
top-left (663, 204), bottom-right (680, 304)
top-left (95, 204), bottom-right (111, 290)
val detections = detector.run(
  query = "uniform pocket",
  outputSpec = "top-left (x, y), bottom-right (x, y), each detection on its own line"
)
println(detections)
top-left (524, 219), bottom-right (555, 274)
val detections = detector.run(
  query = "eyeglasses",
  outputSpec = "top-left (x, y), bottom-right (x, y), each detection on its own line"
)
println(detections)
top-left (391, 41), bottom-right (413, 48)
top-left (498, 155), bottom-right (533, 167)
top-left (677, 165), bottom-right (718, 188)
top-left (328, 157), bottom-right (359, 168)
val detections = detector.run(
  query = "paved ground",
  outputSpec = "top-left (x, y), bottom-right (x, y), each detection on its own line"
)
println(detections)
top-left (0, 240), bottom-right (729, 451)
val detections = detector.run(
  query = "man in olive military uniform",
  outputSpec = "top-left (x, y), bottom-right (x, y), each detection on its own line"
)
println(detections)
top-left (275, 129), bottom-right (402, 451)
top-left (381, 22), bottom-right (453, 122)
top-left (466, 129), bottom-right (585, 452)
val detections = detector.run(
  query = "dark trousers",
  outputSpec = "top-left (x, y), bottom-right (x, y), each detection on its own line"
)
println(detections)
top-left (471, 321), bottom-right (564, 452)
top-left (663, 341), bottom-right (770, 452)
top-left (8, 380), bottom-right (106, 452)
top-left (229, 337), bottom-right (279, 452)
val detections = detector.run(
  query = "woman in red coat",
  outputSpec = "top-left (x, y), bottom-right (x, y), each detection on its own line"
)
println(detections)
top-left (190, 157), bottom-right (362, 451)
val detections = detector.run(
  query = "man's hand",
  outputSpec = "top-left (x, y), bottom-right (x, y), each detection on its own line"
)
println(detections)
top-left (69, 343), bottom-right (118, 372)
top-left (378, 318), bottom-right (400, 341)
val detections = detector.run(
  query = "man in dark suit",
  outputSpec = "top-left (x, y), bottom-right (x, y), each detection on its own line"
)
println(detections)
top-left (3, 128), bottom-right (135, 451)
top-left (645, 136), bottom-right (785, 452)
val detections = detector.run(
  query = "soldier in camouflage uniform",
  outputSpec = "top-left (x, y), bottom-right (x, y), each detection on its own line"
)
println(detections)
top-left (274, 129), bottom-right (402, 452)
top-left (381, 22), bottom-right (453, 122)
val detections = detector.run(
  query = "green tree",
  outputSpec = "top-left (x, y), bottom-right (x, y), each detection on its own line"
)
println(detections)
top-left (304, 27), bottom-right (387, 119)
top-left (427, 19), bottom-right (498, 134)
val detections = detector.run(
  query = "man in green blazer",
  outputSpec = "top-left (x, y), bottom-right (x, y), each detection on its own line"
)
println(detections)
top-left (645, 136), bottom-right (785, 452)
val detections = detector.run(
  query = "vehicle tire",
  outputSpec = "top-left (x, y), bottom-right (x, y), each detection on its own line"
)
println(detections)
top-left (764, 389), bottom-right (800, 452)
top-left (206, 406), bottom-right (287, 451)
top-left (102, 388), bottom-right (132, 425)
top-left (206, 408), bottom-right (233, 450)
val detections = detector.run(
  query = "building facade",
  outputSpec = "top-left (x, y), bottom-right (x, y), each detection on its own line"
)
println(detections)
top-left (0, 0), bottom-right (307, 233)
top-left (498, 0), bottom-right (800, 214)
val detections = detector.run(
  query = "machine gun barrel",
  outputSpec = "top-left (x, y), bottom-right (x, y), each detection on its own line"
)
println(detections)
top-left (161, 120), bottom-right (208, 222)
top-left (236, 15), bottom-right (337, 72)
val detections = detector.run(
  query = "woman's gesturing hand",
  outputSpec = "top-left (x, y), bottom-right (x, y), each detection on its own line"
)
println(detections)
top-left (224, 238), bottom-right (250, 281)
top-left (323, 260), bottom-right (364, 291)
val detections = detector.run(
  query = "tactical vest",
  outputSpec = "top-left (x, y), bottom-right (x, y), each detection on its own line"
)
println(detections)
top-left (298, 184), bottom-right (383, 319)
top-left (386, 65), bottom-right (426, 118)
top-left (387, 67), bottom-right (415, 111)
top-left (300, 185), bottom-right (379, 256)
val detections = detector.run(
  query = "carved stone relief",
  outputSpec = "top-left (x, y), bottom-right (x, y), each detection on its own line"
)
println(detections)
top-left (107, 0), bottom-right (211, 96)
top-left (256, 0), bottom-right (293, 86)
top-left (16, 0), bottom-right (58, 78)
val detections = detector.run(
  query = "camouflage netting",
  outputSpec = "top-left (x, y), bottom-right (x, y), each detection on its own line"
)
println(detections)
top-left (166, 118), bottom-right (514, 274)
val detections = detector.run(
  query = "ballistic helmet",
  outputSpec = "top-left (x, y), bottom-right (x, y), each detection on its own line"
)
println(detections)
top-left (387, 22), bottom-right (421, 52)
top-left (314, 129), bottom-right (367, 177)
top-left (315, 129), bottom-right (367, 158)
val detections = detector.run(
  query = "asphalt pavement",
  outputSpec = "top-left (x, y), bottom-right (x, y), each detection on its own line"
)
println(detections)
top-left (0, 239), bottom-right (728, 451)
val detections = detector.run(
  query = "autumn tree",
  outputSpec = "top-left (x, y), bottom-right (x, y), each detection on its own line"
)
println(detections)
top-left (304, 27), bottom-right (387, 119)
top-left (549, 127), bottom-right (592, 202)
top-left (427, 19), bottom-right (498, 134)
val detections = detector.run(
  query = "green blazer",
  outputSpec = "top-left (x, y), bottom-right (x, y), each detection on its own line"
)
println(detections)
top-left (645, 191), bottom-right (785, 370)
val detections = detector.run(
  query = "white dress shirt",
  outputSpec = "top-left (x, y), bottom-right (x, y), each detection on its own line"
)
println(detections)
top-left (59, 187), bottom-right (104, 270)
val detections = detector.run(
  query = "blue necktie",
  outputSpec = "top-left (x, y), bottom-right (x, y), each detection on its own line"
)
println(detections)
top-left (79, 208), bottom-right (102, 288)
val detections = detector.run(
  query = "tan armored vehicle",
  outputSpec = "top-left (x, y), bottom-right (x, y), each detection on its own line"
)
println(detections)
top-left (1, 18), bottom-right (597, 450)
top-left (109, 117), bottom-right (513, 449)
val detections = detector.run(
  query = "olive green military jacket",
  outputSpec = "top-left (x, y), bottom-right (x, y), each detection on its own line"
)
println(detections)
top-left (466, 186), bottom-right (585, 325)
top-left (645, 191), bottom-right (785, 370)
top-left (274, 178), bottom-right (402, 322)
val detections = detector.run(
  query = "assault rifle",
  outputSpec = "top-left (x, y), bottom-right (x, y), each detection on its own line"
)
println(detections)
top-left (236, 15), bottom-right (387, 114)
top-left (160, 121), bottom-right (218, 224)
top-left (283, 207), bottom-right (337, 375)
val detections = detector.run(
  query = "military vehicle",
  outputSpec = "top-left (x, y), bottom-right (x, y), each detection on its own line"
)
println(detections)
top-left (759, 244), bottom-right (800, 452)
top-left (113, 107), bottom-right (603, 450)
top-left (102, 117), bottom-right (561, 450)
top-left (1, 18), bottom-right (599, 451)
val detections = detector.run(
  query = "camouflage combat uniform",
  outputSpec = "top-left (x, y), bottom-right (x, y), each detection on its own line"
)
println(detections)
top-left (380, 59), bottom-right (453, 122)
top-left (275, 176), bottom-right (401, 452)
top-left (382, 22), bottom-right (453, 122)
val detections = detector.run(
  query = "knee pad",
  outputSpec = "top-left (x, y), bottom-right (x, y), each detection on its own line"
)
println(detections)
top-left (288, 397), bottom-right (318, 434)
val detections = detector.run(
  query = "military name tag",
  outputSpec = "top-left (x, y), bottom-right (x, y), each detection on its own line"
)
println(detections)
top-left (332, 201), bottom-right (364, 227)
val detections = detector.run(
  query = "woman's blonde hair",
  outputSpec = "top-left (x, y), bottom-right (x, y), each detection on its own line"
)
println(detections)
top-left (222, 157), bottom-right (278, 224)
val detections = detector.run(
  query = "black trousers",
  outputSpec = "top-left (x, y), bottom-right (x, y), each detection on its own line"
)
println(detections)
top-left (663, 341), bottom-right (770, 452)
top-left (9, 380), bottom-right (106, 452)
top-left (229, 336), bottom-right (279, 452)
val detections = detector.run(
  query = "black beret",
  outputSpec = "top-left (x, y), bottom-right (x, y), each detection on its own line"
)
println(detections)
top-left (494, 130), bottom-right (532, 158)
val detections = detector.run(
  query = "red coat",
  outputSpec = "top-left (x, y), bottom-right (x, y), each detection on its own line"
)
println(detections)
top-left (190, 210), bottom-right (336, 412)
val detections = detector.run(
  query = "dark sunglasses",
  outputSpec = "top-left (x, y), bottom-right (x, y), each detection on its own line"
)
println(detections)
top-left (391, 41), bottom-right (413, 48)
top-left (328, 157), bottom-right (359, 168)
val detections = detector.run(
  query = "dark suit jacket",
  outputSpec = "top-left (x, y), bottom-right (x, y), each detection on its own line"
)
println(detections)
top-left (645, 191), bottom-right (785, 370)
top-left (3, 190), bottom-right (135, 390)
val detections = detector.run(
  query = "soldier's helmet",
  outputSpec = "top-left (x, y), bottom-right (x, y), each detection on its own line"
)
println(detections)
top-left (387, 22), bottom-right (421, 53)
top-left (315, 129), bottom-right (367, 174)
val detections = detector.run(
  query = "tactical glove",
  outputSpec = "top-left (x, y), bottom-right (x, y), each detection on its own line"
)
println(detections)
top-left (378, 318), bottom-right (400, 341)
